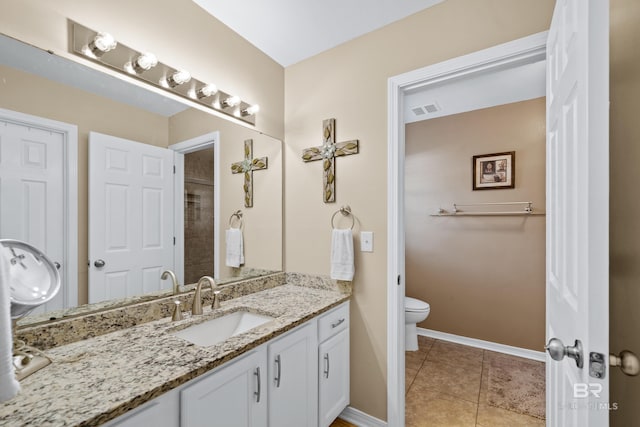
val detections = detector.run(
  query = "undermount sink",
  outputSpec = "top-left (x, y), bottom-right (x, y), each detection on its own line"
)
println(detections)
top-left (171, 310), bottom-right (274, 347)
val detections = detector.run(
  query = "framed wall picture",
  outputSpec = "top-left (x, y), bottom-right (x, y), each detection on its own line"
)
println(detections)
top-left (472, 151), bottom-right (515, 190)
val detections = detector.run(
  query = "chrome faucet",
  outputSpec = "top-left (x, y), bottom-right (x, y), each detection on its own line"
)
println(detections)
top-left (192, 276), bottom-right (221, 315)
top-left (161, 270), bottom-right (181, 295)
top-left (162, 270), bottom-right (183, 321)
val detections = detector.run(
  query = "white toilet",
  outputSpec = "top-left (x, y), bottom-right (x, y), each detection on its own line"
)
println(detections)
top-left (405, 296), bottom-right (431, 351)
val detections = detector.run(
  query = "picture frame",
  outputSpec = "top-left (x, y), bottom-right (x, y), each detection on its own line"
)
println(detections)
top-left (472, 151), bottom-right (515, 190)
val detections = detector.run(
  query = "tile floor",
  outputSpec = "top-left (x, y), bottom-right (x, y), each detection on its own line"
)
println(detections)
top-left (405, 336), bottom-right (545, 427)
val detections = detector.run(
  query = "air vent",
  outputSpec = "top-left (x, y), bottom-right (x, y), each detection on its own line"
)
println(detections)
top-left (410, 101), bottom-right (440, 118)
top-left (424, 103), bottom-right (439, 113)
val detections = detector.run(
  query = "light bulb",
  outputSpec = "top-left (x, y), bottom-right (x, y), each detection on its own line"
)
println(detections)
top-left (241, 104), bottom-right (260, 116)
top-left (83, 32), bottom-right (117, 58)
top-left (125, 52), bottom-right (158, 74)
top-left (222, 95), bottom-right (241, 108)
top-left (196, 84), bottom-right (218, 99)
top-left (165, 69), bottom-right (191, 88)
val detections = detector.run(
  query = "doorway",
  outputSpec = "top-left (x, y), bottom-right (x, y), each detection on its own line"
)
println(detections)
top-left (170, 132), bottom-right (220, 285)
top-left (386, 32), bottom-right (548, 426)
top-left (183, 146), bottom-right (216, 284)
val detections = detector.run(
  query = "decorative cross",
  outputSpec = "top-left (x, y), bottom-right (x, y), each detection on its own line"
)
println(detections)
top-left (302, 118), bottom-right (359, 203)
top-left (231, 139), bottom-right (268, 207)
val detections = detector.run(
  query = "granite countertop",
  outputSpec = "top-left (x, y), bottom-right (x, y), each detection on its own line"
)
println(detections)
top-left (0, 284), bottom-right (350, 426)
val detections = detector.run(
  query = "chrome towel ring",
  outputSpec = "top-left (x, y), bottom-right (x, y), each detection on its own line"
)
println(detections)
top-left (229, 210), bottom-right (243, 229)
top-left (331, 205), bottom-right (355, 230)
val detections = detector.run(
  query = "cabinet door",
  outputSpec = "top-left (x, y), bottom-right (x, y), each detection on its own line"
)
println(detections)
top-left (103, 388), bottom-right (179, 427)
top-left (181, 348), bottom-right (267, 427)
top-left (318, 328), bottom-right (350, 427)
top-left (268, 322), bottom-right (318, 427)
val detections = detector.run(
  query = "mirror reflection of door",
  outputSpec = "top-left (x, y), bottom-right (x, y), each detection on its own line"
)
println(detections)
top-left (0, 109), bottom-right (74, 314)
top-left (184, 147), bottom-right (215, 285)
top-left (88, 131), bottom-right (174, 303)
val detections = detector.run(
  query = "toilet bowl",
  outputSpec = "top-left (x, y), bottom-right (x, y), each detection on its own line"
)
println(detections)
top-left (405, 296), bottom-right (430, 351)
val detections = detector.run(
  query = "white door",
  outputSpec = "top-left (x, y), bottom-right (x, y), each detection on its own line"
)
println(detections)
top-left (0, 118), bottom-right (65, 314)
top-left (546, 0), bottom-right (609, 424)
top-left (89, 132), bottom-right (174, 303)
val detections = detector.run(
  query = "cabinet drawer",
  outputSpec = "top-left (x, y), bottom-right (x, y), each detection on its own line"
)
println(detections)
top-left (318, 301), bottom-right (349, 343)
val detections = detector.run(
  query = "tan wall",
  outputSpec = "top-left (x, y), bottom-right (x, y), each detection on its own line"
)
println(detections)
top-left (405, 99), bottom-right (546, 351)
top-left (0, 64), bottom-right (170, 304)
top-left (610, 0), bottom-right (640, 424)
top-left (169, 108), bottom-right (283, 280)
top-left (284, 0), bottom-right (554, 419)
top-left (0, 0), bottom-right (284, 139)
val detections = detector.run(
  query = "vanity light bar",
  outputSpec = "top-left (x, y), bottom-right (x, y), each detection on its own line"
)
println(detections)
top-left (71, 21), bottom-right (257, 125)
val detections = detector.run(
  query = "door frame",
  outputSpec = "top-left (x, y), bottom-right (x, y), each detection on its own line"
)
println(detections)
top-left (386, 32), bottom-right (547, 426)
top-left (169, 131), bottom-right (221, 285)
top-left (0, 107), bottom-right (78, 309)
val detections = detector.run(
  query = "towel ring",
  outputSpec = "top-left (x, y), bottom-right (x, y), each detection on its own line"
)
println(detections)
top-left (331, 205), bottom-right (355, 230)
top-left (229, 210), bottom-right (243, 229)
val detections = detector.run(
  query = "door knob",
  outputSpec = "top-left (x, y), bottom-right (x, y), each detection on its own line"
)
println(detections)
top-left (94, 259), bottom-right (106, 268)
top-left (610, 350), bottom-right (640, 376)
top-left (545, 338), bottom-right (584, 368)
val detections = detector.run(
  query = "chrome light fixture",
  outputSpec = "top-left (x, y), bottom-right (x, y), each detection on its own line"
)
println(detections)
top-left (71, 21), bottom-right (257, 125)
top-left (125, 52), bottom-right (158, 74)
top-left (82, 32), bottom-right (117, 58)
top-left (241, 104), bottom-right (260, 116)
top-left (163, 69), bottom-right (191, 88)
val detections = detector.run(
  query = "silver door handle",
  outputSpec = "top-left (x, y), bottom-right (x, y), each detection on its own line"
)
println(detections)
top-left (331, 318), bottom-right (345, 328)
top-left (254, 367), bottom-right (261, 402)
top-left (94, 259), bottom-right (106, 268)
top-left (324, 353), bottom-right (330, 378)
top-left (274, 355), bottom-right (281, 388)
top-left (610, 350), bottom-right (640, 376)
top-left (545, 338), bottom-right (584, 368)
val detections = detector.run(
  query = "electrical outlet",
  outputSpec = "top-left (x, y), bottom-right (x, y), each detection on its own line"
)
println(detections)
top-left (360, 231), bottom-right (373, 252)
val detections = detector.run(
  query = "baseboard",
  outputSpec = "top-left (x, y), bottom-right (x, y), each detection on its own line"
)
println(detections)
top-left (339, 406), bottom-right (387, 427)
top-left (417, 328), bottom-right (546, 362)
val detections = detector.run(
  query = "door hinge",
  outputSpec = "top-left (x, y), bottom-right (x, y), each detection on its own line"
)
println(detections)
top-left (397, 275), bottom-right (401, 286)
top-left (173, 237), bottom-right (176, 245)
top-left (173, 165), bottom-right (176, 174)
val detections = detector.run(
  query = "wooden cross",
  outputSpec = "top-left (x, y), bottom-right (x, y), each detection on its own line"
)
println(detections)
top-left (302, 118), bottom-right (359, 203)
top-left (231, 139), bottom-right (268, 207)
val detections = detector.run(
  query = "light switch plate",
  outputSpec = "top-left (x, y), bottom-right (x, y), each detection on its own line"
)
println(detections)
top-left (360, 231), bottom-right (373, 252)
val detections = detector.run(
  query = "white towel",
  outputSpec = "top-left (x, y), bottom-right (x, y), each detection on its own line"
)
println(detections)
top-left (225, 228), bottom-right (245, 268)
top-left (0, 246), bottom-right (20, 402)
top-left (330, 229), bottom-right (354, 281)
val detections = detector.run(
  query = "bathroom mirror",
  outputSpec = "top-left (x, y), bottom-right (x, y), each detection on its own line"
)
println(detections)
top-left (0, 33), bottom-right (283, 326)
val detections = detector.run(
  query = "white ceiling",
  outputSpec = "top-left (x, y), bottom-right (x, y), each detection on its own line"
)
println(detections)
top-left (192, 0), bottom-right (545, 123)
top-left (192, 0), bottom-right (445, 67)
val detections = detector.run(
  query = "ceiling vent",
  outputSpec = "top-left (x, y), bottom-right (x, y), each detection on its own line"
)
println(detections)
top-left (410, 102), bottom-right (440, 117)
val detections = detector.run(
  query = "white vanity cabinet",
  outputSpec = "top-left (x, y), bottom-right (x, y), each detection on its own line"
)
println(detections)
top-left (267, 321), bottom-right (317, 427)
top-left (317, 302), bottom-right (350, 427)
top-left (103, 301), bottom-right (350, 427)
top-left (181, 348), bottom-right (267, 427)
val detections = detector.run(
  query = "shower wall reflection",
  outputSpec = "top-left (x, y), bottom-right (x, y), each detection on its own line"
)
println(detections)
top-left (184, 147), bottom-right (215, 285)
